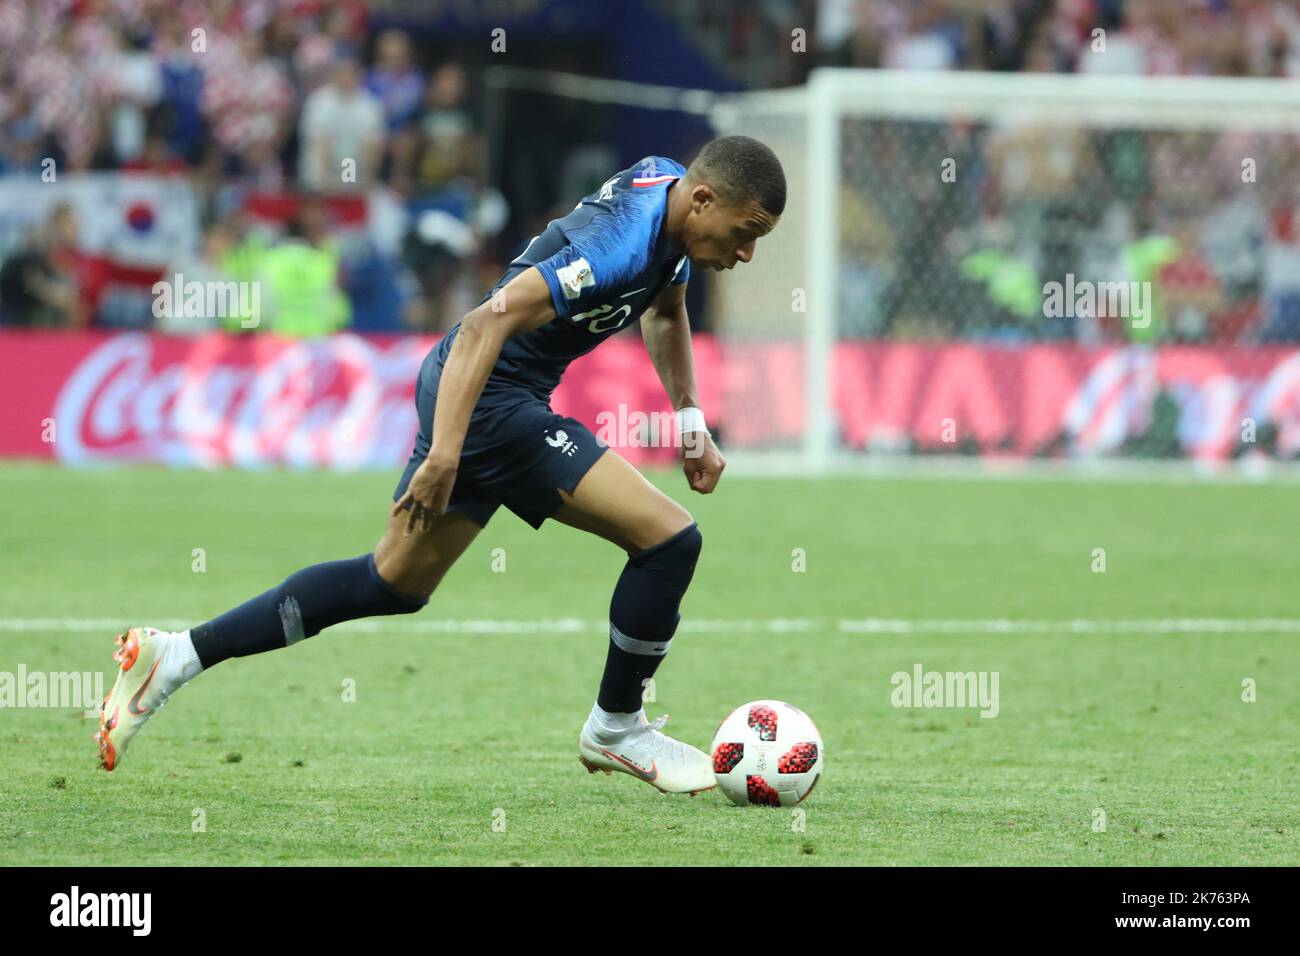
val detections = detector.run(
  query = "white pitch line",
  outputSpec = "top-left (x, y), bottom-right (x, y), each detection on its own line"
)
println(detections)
top-left (836, 618), bottom-right (1300, 634)
top-left (1, 618), bottom-right (1299, 635)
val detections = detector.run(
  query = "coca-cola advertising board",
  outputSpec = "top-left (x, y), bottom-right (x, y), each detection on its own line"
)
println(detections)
top-left (2, 331), bottom-right (1299, 467)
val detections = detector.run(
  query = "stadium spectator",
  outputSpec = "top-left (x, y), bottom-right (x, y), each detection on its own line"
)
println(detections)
top-left (155, 221), bottom-right (240, 335)
top-left (401, 208), bottom-right (479, 333)
top-left (366, 29), bottom-right (424, 193)
top-left (200, 28), bottom-right (293, 174)
top-left (0, 92), bottom-right (47, 178)
top-left (18, 20), bottom-right (100, 171)
top-left (987, 120), bottom-right (1097, 338)
top-left (882, 0), bottom-right (965, 71)
top-left (367, 30), bottom-right (425, 133)
top-left (299, 56), bottom-right (385, 192)
top-left (98, 22), bottom-right (161, 166)
top-left (216, 209), bottom-right (271, 294)
top-left (256, 199), bottom-right (350, 337)
top-left (1258, 178), bottom-right (1300, 342)
top-left (0, 204), bottom-right (82, 328)
top-left (294, 1), bottom-right (368, 92)
top-left (410, 63), bottom-right (482, 196)
top-left (1158, 215), bottom-right (1223, 342)
top-left (151, 12), bottom-right (207, 164)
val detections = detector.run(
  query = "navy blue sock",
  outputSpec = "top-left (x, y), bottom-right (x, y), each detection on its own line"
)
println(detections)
top-left (597, 523), bottom-right (702, 713)
top-left (189, 554), bottom-right (426, 669)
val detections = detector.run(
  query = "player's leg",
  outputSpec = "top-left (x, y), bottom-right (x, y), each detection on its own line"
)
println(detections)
top-left (97, 345), bottom-right (490, 770)
top-left (373, 508), bottom-right (482, 600)
top-left (96, 505), bottom-right (482, 770)
top-left (553, 450), bottom-right (698, 712)
top-left (185, 506), bottom-right (480, 667)
top-left (552, 449), bottom-right (695, 553)
top-left (548, 450), bottom-right (713, 794)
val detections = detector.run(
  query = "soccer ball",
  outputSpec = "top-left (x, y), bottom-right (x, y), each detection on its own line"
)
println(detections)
top-left (710, 700), bottom-right (823, 807)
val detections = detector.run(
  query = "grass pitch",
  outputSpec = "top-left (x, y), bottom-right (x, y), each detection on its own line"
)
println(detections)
top-left (1, 461), bottom-right (1297, 865)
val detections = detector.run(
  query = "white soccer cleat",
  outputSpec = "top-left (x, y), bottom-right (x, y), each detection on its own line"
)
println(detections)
top-left (578, 713), bottom-right (716, 796)
top-left (96, 627), bottom-right (186, 771)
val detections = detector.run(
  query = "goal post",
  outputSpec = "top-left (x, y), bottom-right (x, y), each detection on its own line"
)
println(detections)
top-left (482, 66), bottom-right (1300, 475)
top-left (710, 68), bottom-right (1300, 475)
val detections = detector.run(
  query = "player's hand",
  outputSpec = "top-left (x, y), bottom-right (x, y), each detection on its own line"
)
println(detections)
top-left (682, 432), bottom-right (725, 494)
top-left (391, 450), bottom-right (458, 534)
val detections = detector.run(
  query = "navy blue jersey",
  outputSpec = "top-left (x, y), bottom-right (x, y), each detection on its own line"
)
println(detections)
top-left (431, 156), bottom-right (691, 397)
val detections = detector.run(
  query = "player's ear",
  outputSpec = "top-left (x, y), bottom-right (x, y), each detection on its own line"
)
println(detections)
top-left (691, 183), bottom-right (714, 213)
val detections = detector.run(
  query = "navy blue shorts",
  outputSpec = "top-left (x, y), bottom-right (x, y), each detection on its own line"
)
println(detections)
top-left (393, 355), bottom-right (608, 530)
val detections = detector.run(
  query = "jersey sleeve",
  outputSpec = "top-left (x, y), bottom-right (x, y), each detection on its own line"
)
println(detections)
top-left (533, 210), bottom-right (653, 321)
top-left (669, 254), bottom-right (690, 287)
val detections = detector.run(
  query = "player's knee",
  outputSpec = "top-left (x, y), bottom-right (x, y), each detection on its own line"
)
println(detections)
top-left (630, 521), bottom-right (702, 592)
top-left (375, 552), bottom-right (446, 603)
top-left (273, 554), bottom-right (426, 643)
top-left (369, 554), bottom-right (433, 609)
top-left (676, 521), bottom-right (703, 565)
top-left (640, 499), bottom-right (695, 551)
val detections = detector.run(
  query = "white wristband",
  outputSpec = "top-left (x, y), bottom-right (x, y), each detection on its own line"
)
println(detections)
top-left (676, 406), bottom-right (709, 438)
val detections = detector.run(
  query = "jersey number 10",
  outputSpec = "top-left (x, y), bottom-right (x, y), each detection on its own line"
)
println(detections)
top-left (573, 303), bottom-right (633, 334)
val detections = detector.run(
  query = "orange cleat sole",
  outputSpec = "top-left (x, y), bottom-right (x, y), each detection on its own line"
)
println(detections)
top-left (113, 629), bottom-right (140, 671)
top-left (95, 705), bottom-right (118, 771)
top-left (96, 628), bottom-right (140, 771)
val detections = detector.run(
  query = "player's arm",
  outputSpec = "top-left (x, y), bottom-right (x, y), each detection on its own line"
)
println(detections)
top-left (641, 282), bottom-right (726, 494)
top-left (392, 267), bottom-right (556, 531)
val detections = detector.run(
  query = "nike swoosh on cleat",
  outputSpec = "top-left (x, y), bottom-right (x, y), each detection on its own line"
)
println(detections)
top-left (600, 748), bottom-right (658, 782)
top-left (127, 659), bottom-right (162, 716)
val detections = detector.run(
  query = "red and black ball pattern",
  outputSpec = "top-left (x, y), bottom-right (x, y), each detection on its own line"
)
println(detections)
top-left (713, 742), bottom-right (744, 774)
top-left (748, 704), bottom-right (778, 741)
top-left (778, 742), bottom-right (819, 774)
top-left (746, 775), bottom-right (781, 806)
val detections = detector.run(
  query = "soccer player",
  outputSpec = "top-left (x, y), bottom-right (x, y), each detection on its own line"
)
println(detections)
top-left (97, 135), bottom-right (785, 794)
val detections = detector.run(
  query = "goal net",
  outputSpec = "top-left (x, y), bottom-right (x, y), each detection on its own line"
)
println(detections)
top-left (483, 66), bottom-right (1300, 475)
top-left (710, 68), bottom-right (1300, 473)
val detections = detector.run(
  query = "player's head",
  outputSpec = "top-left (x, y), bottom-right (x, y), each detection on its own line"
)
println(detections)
top-left (679, 135), bottom-right (785, 271)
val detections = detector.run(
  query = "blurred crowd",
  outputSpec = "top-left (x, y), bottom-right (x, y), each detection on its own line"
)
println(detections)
top-left (812, 0), bottom-right (1300, 343)
top-left (0, 0), bottom-right (500, 333)
top-left (824, 0), bottom-right (1300, 77)
top-left (696, 0), bottom-right (1300, 84)
top-left (837, 120), bottom-right (1300, 344)
top-left (4, 0), bottom-right (1300, 344)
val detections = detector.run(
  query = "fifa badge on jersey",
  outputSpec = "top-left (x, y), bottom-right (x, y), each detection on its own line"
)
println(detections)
top-left (557, 257), bottom-right (595, 301)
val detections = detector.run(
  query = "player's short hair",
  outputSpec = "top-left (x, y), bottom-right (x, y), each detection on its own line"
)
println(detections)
top-left (687, 135), bottom-right (786, 218)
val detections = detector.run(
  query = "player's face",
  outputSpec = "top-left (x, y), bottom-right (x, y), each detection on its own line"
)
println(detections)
top-left (684, 188), bottom-right (779, 272)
